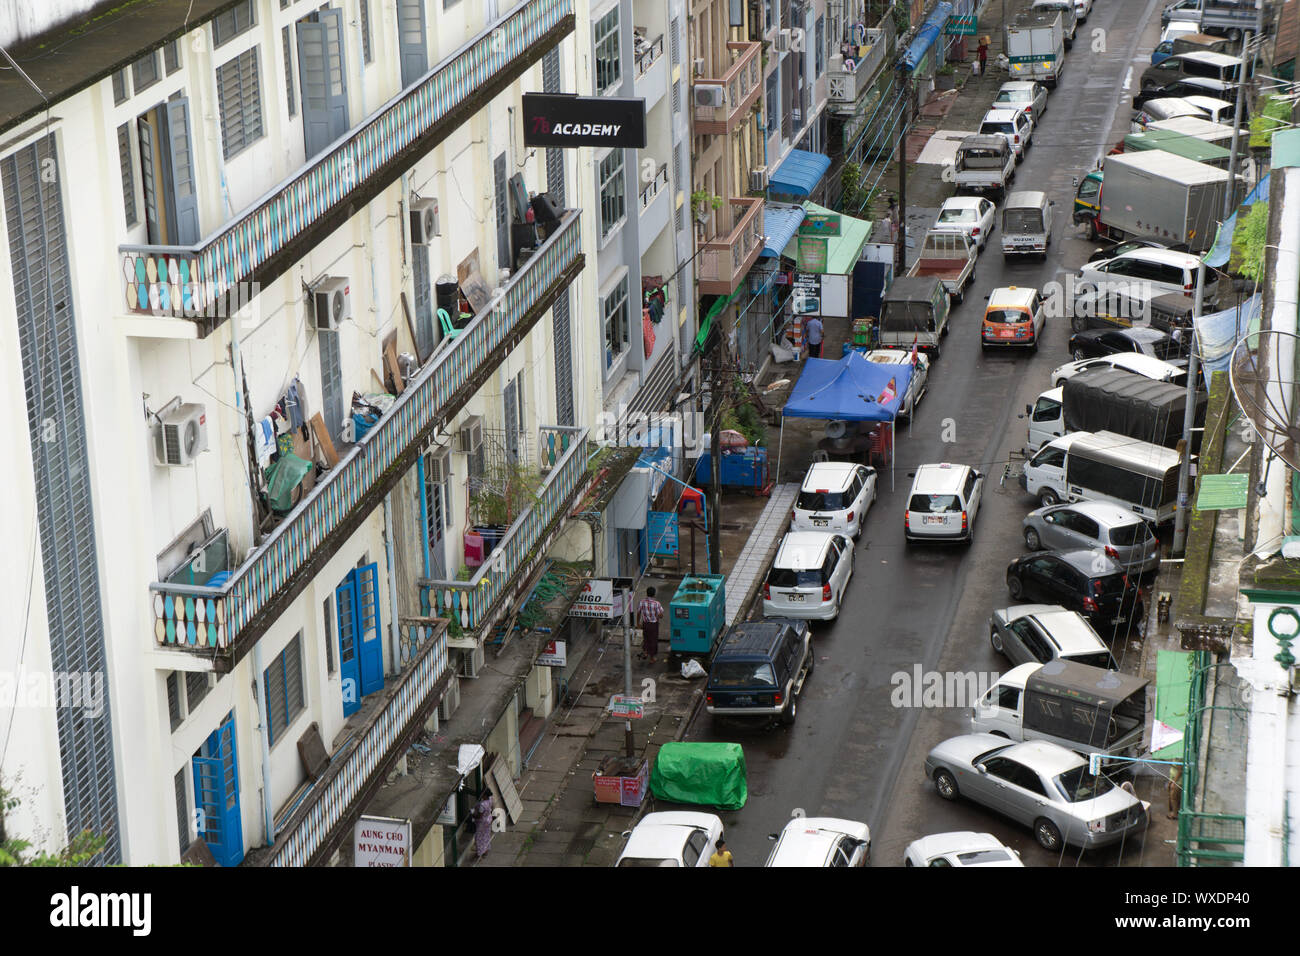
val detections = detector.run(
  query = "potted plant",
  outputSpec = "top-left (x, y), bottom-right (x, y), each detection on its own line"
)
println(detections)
top-left (691, 190), bottom-right (725, 224)
top-left (935, 63), bottom-right (956, 91)
top-left (468, 461), bottom-right (543, 557)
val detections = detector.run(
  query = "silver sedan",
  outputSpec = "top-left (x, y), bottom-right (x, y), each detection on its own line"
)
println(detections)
top-left (924, 734), bottom-right (1149, 851)
top-left (1022, 501), bottom-right (1161, 574)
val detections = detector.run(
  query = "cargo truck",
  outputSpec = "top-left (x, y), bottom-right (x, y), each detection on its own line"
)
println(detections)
top-left (906, 230), bottom-right (978, 303)
top-left (1004, 9), bottom-right (1066, 89)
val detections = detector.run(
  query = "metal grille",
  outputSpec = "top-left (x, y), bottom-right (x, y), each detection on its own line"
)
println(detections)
top-left (186, 670), bottom-right (210, 711)
top-left (175, 768), bottom-right (191, 854)
top-left (671, 78), bottom-right (681, 113)
top-left (542, 49), bottom-right (566, 203)
top-left (167, 673), bottom-right (182, 731)
top-left (4, 135), bottom-right (121, 864)
top-left (318, 323), bottom-right (344, 446)
top-left (412, 243), bottom-right (435, 358)
top-left (217, 47), bottom-right (265, 159)
top-left (283, 26), bottom-right (297, 117)
top-left (553, 288), bottom-right (575, 426)
top-left (673, 143), bottom-right (682, 187)
top-left (117, 123), bottom-right (137, 227)
top-left (670, 17), bottom-right (680, 65)
top-left (360, 0), bottom-right (373, 64)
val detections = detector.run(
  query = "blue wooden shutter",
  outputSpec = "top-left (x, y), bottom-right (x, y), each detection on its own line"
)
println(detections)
top-left (336, 578), bottom-right (360, 717)
top-left (356, 563), bottom-right (385, 697)
top-left (192, 713), bottom-right (243, 866)
top-left (165, 98), bottom-right (200, 244)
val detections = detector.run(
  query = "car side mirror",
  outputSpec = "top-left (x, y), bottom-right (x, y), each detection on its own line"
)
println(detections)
top-left (975, 763), bottom-right (988, 775)
top-left (622, 830), bottom-right (633, 838)
top-left (1025, 403), bottom-right (1033, 417)
top-left (768, 833), bottom-right (779, 841)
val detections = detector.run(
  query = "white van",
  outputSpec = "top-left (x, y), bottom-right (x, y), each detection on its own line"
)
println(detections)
top-left (1001, 191), bottom-right (1054, 260)
top-left (1019, 431), bottom-right (1183, 521)
top-left (905, 463), bottom-right (985, 544)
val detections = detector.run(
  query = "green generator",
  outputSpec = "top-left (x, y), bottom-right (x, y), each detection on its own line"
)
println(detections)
top-left (669, 574), bottom-right (727, 656)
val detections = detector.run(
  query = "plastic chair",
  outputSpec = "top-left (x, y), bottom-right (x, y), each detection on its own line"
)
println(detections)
top-left (438, 307), bottom-right (461, 341)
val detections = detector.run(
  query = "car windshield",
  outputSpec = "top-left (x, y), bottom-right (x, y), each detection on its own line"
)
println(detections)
top-left (768, 568), bottom-right (823, 588)
top-left (710, 661), bottom-right (777, 687)
top-left (797, 490), bottom-right (846, 511)
top-left (1055, 765), bottom-right (1114, 802)
top-left (1004, 210), bottom-right (1043, 233)
top-left (617, 857), bottom-right (680, 867)
top-left (939, 208), bottom-right (977, 223)
top-left (1073, 651), bottom-right (1117, 670)
top-left (982, 121), bottom-right (1015, 135)
top-left (985, 309), bottom-right (1027, 324)
top-left (1108, 522), bottom-right (1153, 546)
top-left (996, 91), bottom-right (1030, 105)
top-left (909, 493), bottom-right (960, 513)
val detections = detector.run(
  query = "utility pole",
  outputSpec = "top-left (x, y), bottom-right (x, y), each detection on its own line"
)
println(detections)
top-left (1222, 25), bottom-right (1254, 220)
top-left (708, 339), bottom-right (723, 573)
top-left (1172, 262), bottom-right (1206, 554)
top-left (621, 584), bottom-right (634, 758)
top-left (895, 72), bottom-right (911, 274)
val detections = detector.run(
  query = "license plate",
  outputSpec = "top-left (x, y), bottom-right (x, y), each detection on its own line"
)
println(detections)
top-left (786, 593), bottom-right (805, 602)
top-left (923, 515), bottom-right (946, 525)
top-left (998, 330), bottom-right (1016, 338)
top-left (733, 695), bottom-right (753, 705)
top-left (812, 518), bottom-right (829, 527)
top-left (1017, 245), bottom-right (1034, 251)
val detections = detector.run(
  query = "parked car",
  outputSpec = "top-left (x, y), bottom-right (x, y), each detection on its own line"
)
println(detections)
top-left (1004, 550), bottom-right (1145, 632)
top-left (1050, 352), bottom-right (1188, 387)
top-left (765, 817), bottom-right (871, 867)
top-left (615, 811), bottom-right (724, 867)
top-left (993, 81), bottom-right (1048, 124)
top-left (932, 195), bottom-right (997, 251)
top-left (903, 831), bottom-right (1024, 867)
top-left (1023, 501), bottom-right (1161, 574)
top-left (763, 532), bottom-right (854, 621)
top-left (904, 463), bottom-right (985, 545)
top-left (924, 735), bottom-right (1149, 850)
top-left (1072, 0), bottom-right (1093, 21)
top-left (1077, 248), bottom-right (1218, 302)
top-left (792, 462), bottom-right (877, 536)
top-left (989, 603), bottom-right (1119, 669)
top-left (1067, 326), bottom-right (1183, 363)
top-left (981, 285), bottom-right (1046, 351)
top-left (1180, 93), bottom-right (1237, 123)
top-left (863, 348), bottom-right (929, 419)
top-left (1162, 0), bottom-right (1203, 27)
top-left (706, 619), bottom-right (813, 726)
top-left (980, 107), bottom-right (1034, 162)
top-left (1152, 19), bottom-right (1202, 64)
top-left (1087, 237), bottom-right (1186, 264)
top-left (1131, 96), bottom-right (1211, 131)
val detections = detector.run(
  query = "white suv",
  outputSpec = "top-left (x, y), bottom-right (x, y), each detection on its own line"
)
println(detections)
top-left (763, 532), bottom-right (855, 622)
top-left (979, 108), bottom-right (1033, 162)
top-left (905, 463), bottom-right (985, 545)
top-left (792, 462), bottom-right (878, 537)
top-left (1077, 249), bottom-right (1218, 303)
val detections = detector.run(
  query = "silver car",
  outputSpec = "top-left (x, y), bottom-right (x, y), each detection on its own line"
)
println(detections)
top-left (924, 734), bottom-right (1149, 851)
top-left (990, 604), bottom-right (1118, 670)
top-left (1023, 501), bottom-right (1160, 574)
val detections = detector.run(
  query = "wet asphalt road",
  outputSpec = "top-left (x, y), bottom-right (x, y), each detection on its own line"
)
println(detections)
top-left (685, 0), bottom-right (1169, 867)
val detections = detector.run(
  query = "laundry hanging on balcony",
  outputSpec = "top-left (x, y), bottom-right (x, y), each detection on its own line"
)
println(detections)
top-left (643, 308), bottom-right (657, 358)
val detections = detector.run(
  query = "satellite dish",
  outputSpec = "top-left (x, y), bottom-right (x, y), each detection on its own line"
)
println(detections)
top-left (1229, 328), bottom-right (1300, 471)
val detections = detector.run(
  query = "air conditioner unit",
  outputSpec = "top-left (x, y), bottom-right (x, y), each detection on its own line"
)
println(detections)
top-left (437, 676), bottom-right (461, 720)
top-left (154, 403), bottom-right (208, 467)
top-left (460, 644), bottom-right (485, 679)
top-left (457, 415), bottom-right (483, 455)
top-left (775, 30), bottom-right (792, 52)
top-left (409, 197), bottom-right (440, 244)
top-left (309, 276), bottom-right (351, 330)
top-left (750, 165), bottom-right (769, 191)
top-left (693, 83), bottom-right (725, 107)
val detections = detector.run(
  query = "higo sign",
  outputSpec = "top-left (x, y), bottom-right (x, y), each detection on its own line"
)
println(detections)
top-left (522, 94), bottom-right (647, 149)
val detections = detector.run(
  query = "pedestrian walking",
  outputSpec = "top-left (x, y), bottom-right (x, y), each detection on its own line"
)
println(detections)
top-left (472, 791), bottom-right (495, 859)
top-left (709, 838), bottom-right (734, 867)
top-left (804, 315), bottom-right (824, 359)
top-left (977, 36), bottom-right (989, 76)
top-left (637, 586), bottom-right (665, 663)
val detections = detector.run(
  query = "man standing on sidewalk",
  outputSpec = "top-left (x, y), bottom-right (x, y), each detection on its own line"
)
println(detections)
top-left (977, 36), bottom-right (989, 76)
top-left (804, 315), bottom-right (824, 359)
top-left (638, 586), bottom-right (664, 663)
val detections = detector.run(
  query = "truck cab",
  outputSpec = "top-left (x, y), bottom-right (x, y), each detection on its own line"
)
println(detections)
top-left (1072, 168), bottom-right (1104, 238)
top-left (877, 277), bottom-right (951, 358)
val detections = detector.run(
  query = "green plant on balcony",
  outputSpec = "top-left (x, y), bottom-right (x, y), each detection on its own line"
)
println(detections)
top-left (692, 190), bottom-right (725, 223)
top-left (470, 460), bottom-right (543, 528)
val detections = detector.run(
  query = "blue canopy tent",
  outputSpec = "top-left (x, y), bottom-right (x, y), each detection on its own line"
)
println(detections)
top-left (778, 350), bottom-right (914, 489)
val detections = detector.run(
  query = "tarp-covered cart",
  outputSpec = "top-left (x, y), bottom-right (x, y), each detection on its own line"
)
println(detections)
top-left (649, 742), bottom-right (748, 810)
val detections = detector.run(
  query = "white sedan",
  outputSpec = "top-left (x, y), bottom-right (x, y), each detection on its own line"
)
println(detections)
top-left (862, 348), bottom-right (929, 420)
top-left (1049, 352), bottom-right (1187, 387)
top-left (904, 831), bottom-right (1025, 867)
top-left (932, 195), bottom-right (996, 251)
top-left (766, 817), bottom-right (871, 867)
top-left (1073, 0), bottom-right (1092, 20)
top-left (615, 812), bottom-right (724, 867)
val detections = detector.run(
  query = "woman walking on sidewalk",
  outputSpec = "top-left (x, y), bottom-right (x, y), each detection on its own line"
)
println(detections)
top-left (473, 791), bottom-right (495, 859)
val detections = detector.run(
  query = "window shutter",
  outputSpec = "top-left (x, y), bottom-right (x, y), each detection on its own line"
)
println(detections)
top-left (397, 0), bottom-right (429, 88)
top-left (167, 672), bottom-right (183, 731)
top-left (117, 123), bottom-right (137, 227)
top-left (319, 323), bottom-right (345, 446)
top-left (217, 47), bottom-right (265, 159)
top-left (495, 152), bottom-right (510, 270)
top-left (360, 0), bottom-right (373, 64)
top-left (164, 98), bottom-right (201, 244)
top-left (175, 769), bottom-right (191, 854)
top-left (283, 26), bottom-right (297, 117)
top-left (297, 10), bottom-right (351, 158)
top-left (413, 244), bottom-right (435, 357)
top-left (553, 289), bottom-right (574, 426)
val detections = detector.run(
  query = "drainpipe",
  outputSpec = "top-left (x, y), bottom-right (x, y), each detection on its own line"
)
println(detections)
top-left (251, 641), bottom-right (276, 844)
top-left (417, 455), bottom-right (432, 577)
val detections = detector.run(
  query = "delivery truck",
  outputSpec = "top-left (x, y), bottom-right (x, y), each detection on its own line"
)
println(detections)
top-left (1076, 149), bottom-right (1231, 251)
top-left (953, 134), bottom-right (1017, 197)
top-left (905, 230), bottom-right (978, 303)
top-left (1005, 8), bottom-right (1066, 88)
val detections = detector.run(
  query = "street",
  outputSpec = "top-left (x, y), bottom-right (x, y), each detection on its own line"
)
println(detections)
top-left (685, 0), bottom-right (1174, 867)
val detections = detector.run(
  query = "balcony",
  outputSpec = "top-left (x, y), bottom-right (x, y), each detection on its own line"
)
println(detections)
top-left (828, 27), bottom-right (891, 113)
top-left (697, 197), bottom-right (764, 296)
top-left (639, 163), bottom-right (671, 254)
top-left (692, 41), bottom-right (763, 136)
top-left (149, 212), bottom-right (585, 669)
top-left (118, 0), bottom-right (575, 337)
top-left (634, 31), bottom-right (668, 111)
top-left (255, 620), bottom-right (451, 867)
top-left (419, 426), bottom-right (589, 636)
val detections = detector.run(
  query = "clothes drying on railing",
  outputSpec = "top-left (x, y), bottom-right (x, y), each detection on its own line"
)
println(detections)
top-left (642, 274), bottom-right (666, 324)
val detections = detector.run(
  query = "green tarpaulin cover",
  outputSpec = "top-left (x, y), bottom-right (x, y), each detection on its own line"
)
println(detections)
top-left (1153, 650), bottom-right (1194, 760)
top-left (650, 742), bottom-right (748, 809)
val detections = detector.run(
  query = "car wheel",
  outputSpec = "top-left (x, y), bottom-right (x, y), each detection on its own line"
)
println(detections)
top-left (1025, 527), bottom-right (1042, 550)
top-left (1034, 818), bottom-right (1064, 851)
top-left (779, 697), bottom-right (797, 727)
top-left (1072, 347), bottom-right (1086, 362)
top-left (1008, 575), bottom-right (1025, 600)
top-left (1040, 489), bottom-right (1060, 508)
top-left (990, 627), bottom-right (1005, 653)
top-left (1086, 219), bottom-right (1098, 242)
top-left (933, 769), bottom-right (958, 801)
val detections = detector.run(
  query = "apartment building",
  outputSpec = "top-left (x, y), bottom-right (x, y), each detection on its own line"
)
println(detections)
top-left (0, 0), bottom-right (640, 867)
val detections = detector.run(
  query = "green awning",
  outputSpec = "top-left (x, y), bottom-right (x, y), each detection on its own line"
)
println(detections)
top-left (1153, 650), bottom-right (1194, 760)
top-left (693, 292), bottom-right (733, 354)
top-left (1196, 473), bottom-right (1249, 511)
top-left (780, 201), bottom-right (872, 274)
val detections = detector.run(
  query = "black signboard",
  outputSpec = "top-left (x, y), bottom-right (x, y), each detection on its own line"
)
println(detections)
top-left (522, 93), bottom-right (647, 149)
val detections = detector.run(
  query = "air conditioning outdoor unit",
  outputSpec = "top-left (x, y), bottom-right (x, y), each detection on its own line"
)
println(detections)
top-left (750, 165), bottom-right (769, 191)
top-left (409, 197), bottom-right (440, 244)
top-left (457, 415), bottom-right (483, 455)
top-left (309, 276), bottom-right (351, 330)
top-left (154, 403), bottom-right (208, 467)
top-left (775, 30), bottom-right (792, 52)
top-left (693, 83), bottom-right (725, 107)
top-left (437, 676), bottom-right (461, 720)
top-left (460, 644), bottom-right (485, 679)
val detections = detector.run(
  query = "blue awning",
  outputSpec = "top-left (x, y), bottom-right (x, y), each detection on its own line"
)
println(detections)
top-left (769, 149), bottom-right (832, 197)
top-left (903, 1), bottom-right (954, 71)
top-left (761, 202), bottom-right (806, 258)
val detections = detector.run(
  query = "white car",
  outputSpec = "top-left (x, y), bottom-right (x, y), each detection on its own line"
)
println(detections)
top-left (615, 812), bottom-right (724, 867)
top-left (1076, 249), bottom-right (1219, 303)
top-left (765, 817), bottom-right (871, 867)
top-left (1072, 0), bottom-right (1093, 19)
top-left (904, 831), bottom-right (1025, 867)
top-left (1181, 94), bottom-right (1236, 124)
top-left (791, 462), bottom-right (877, 536)
top-left (979, 108), bottom-right (1033, 162)
top-left (863, 348), bottom-right (930, 419)
top-left (993, 81), bottom-right (1047, 126)
top-left (1050, 352), bottom-right (1188, 387)
top-left (904, 463), bottom-right (985, 545)
top-left (763, 532), bottom-right (855, 622)
top-left (932, 195), bottom-right (996, 252)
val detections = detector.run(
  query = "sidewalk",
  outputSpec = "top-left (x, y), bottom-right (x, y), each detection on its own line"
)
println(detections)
top-left (470, 487), bottom-right (795, 867)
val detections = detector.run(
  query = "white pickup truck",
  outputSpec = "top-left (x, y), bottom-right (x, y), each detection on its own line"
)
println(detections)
top-left (906, 230), bottom-right (978, 304)
top-left (953, 134), bottom-right (1016, 198)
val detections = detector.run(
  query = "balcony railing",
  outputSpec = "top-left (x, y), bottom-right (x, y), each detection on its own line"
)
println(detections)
top-left (697, 197), bottom-right (764, 295)
top-left (828, 27), bottom-right (890, 109)
top-left (118, 0), bottom-right (573, 334)
top-left (693, 41), bottom-right (762, 136)
top-left (635, 32), bottom-right (665, 77)
top-left (150, 211), bottom-right (584, 664)
top-left (263, 621), bottom-right (449, 867)
top-left (420, 426), bottom-right (588, 634)
top-left (640, 163), bottom-right (669, 210)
